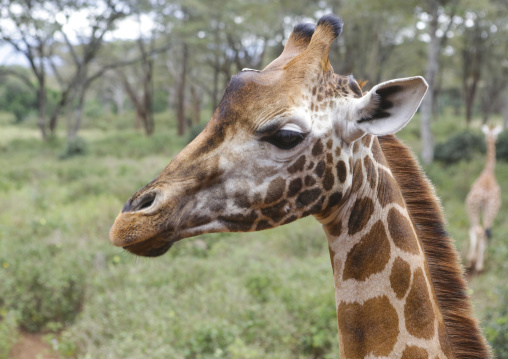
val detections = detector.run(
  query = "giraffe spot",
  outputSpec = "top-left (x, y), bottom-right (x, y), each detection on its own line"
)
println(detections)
top-left (282, 214), bottom-right (298, 225)
top-left (317, 94), bottom-right (323, 102)
top-left (348, 197), bottom-right (374, 235)
top-left (312, 86), bottom-right (317, 96)
top-left (363, 156), bottom-right (377, 189)
top-left (261, 200), bottom-right (289, 223)
top-left (377, 169), bottom-right (404, 207)
top-left (314, 160), bottom-right (326, 178)
top-left (307, 161), bottom-right (315, 170)
top-left (327, 191), bottom-right (343, 208)
top-left (361, 134), bottom-right (372, 147)
top-left (349, 158), bottom-right (353, 173)
top-left (343, 221), bottom-right (390, 281)
top-left (288, 155), bottom-right (306, 174)
top-left (335, 146), bottom-right (341, 156)
top-left (296, 188), bottom-right (321, 208)
top-left (305, 175), bottom-right (316, 187)
top-left (389, 257), bottom-right (411, 299)
top-left (351, 160), bottom-right (363, 194)
top-left (401, 345), bottom-right (429, 359)
top-left (323, 168), bottom-right (335, 191)
top-left (326, 153), bottom-right (333, 165)
top-left (338, 296), bottom-right (399, 358)
top-left (353, 141), bottom-right (360, 154)
top-left (264, 177), bottom-right (286, 204)
top-left (307, 195), bottom-right (326, 214)
top-left (219, 210), bottom-right (257, 232)
top-left (404, 268), bottom-right (435, 339)
top-left (288, 178), bottom-right (303, 197)
top-left (234, 193), bottom-right (251, 209)
top-left (256, 220), bottom-right (272, 231)
top-left (326, 219), bottom-right (342, 237)
top-left (438, 321), bottom-right (454, 358)
top-left (387, 208), bottom-right (420, 254)
top-left (371, 138), bottom-right (385, 164)
top-left (312, 140), bottom-right (324, 156)
top-left (326, 139), bottom-right (333, 149)
top-left (336, 160), bottom-right (347, 183)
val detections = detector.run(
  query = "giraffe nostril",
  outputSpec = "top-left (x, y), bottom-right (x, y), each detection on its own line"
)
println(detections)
top-left (123, 192), bottom-right (157, 213)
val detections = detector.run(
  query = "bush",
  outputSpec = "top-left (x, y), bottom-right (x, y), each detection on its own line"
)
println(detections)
top-left (0, 310), bottom-right (18, 358)
top-left (60, 137), bottom-right (87, 159)
top-left (496, 130), bottom-right (508, 162)
top-left (484, 286), bottom-right (508, 358)
top-left (0, 244), bottom-right (85, 333)
top-left (434, 131), bottom-right (485, 164)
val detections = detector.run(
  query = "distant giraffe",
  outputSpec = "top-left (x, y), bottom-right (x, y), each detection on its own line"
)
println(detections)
top-left (110, 15), bottom-right (491, 358)
top-left (466, 125), bottom-right (502, 273)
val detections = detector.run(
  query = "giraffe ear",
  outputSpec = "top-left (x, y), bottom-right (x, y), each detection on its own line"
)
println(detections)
top-left (352, 76), bottom-right (428, 137)
top-left (263, 22), bottom-right (316, 71)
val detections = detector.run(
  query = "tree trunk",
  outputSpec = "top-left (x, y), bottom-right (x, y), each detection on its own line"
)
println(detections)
top-left (177, 44), bottom-right (188, 137)
top-left (190, 85), bottom-right (201, 125)
top-left (142, 55), bottom-right (154, 136)
top-left (420, 0), bottom-right (440, 165)
top-left (36, 75), bottom-right (47, 140)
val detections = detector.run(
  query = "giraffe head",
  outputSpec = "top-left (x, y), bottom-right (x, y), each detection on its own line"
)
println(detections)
top-left (482, 124), bottom-right (502, 141)
top-left (109, 14), bottom-right (428, 257)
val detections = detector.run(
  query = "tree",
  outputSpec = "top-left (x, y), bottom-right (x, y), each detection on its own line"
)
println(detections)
top-left (48, 0), bottom-right (129, 140)
top-left (418, 0), bottom-right (458, 164)
top-left (0, 0), bottom-right (61, 139)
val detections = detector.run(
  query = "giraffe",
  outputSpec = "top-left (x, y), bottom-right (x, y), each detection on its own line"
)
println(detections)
top-left (109, 15), bottom-right (491, 358)
top-left (465, 124), bottom-right (502, 273)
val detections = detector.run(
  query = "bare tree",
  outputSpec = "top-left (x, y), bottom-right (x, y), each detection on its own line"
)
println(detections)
top-left (0, 0), bottom-right (61, 139)
top-left (419, 0), bottom-right (457, 164)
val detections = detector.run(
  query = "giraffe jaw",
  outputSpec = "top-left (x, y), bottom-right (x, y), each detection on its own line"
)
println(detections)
top-left (123, 232), bottom-right (176, 257)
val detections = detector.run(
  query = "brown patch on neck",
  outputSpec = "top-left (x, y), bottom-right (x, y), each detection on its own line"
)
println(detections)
top-left (378, 135), bottom-right (492, 358)
top-left (343, 220), bottom-right (390, 281)
top-left (337, 296), bottom-right (399, 358)
top-left (404, 268), bottom-right (436, 339)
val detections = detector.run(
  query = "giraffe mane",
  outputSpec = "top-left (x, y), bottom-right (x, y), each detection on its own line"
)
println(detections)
top-left (378, 135), bottom-right (492, 359)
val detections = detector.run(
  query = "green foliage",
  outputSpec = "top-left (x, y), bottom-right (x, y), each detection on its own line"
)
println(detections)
top-left (0, 243), bottom-right (85, 333)
top-left (60, 137), bottom-right (87, 159)
top-left (0, 109), bottom-right (507, 358)
top-left (434, 131), bottom-right (485, 164)
top-left (496, 130), bottom-right (508, 162)
top-left (0, 75), bottom-right (36, 122)
top-left (484, 286), bottom-right (508, 358)
top-left (0, 309), bottom-right (18, 358)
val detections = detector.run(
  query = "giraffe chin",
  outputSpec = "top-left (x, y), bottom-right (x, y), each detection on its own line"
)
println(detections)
top-left (123, 234), bottom-right (176, 257)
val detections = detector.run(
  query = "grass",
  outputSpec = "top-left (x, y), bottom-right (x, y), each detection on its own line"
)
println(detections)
top-left (0, 110), bottom-right (507, 358)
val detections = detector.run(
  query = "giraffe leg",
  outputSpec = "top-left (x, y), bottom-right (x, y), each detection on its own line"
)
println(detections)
top-left (467, 226), bottom-right (479, 269)
top-left (475, 231), bottom-right (486, 273)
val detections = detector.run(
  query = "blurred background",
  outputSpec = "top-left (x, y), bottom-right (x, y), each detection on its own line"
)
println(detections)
top-left (0, 0), bottom-right (507, 358)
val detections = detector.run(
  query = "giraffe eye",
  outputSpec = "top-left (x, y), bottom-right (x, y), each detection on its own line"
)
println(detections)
top-left (263, 130), bottom-right (305, 150)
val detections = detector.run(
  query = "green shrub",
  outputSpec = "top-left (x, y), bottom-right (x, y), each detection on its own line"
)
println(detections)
top-left (0, 244), bottom-right (85, 333)
top-left (496, 130), bottom-right (508, 162)
top-left (434, 131), bottom-right (485, 164)
top-left (60, 137), bottom-right (87, 159)
top-left (484, 286), bottom-right (508, 358)
top-left (0, 309), bottom-right (18, 358)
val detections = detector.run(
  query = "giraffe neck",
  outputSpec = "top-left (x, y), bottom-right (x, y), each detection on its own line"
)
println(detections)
top-left (483, 136), bottom-right (496, 174)
top-left (317, 136), bottom-right (454, 358)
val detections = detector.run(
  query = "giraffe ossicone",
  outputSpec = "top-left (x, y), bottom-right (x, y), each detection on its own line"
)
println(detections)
top-left (110, 14), bottom-right (491, 359)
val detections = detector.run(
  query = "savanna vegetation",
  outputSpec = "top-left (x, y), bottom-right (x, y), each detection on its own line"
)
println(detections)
top-left (1, 109), bottom-right (508, 358)
top-left (1, 0), bottom-right (508, 358)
